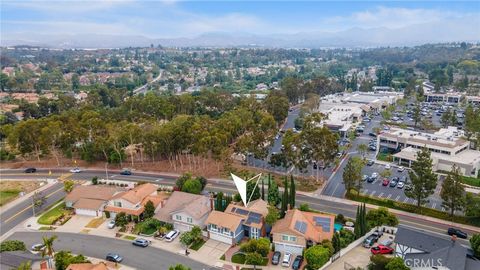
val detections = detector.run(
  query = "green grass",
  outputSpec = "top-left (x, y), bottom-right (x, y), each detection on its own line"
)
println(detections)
top-left (0, 190), bottom-right (20, 206)
top-left (347, 192), bottom-right (480, 227)
top-left (190, 239), bottom-right (206, 251)
top-left (376, 152), bottom-right (393, 162)
top-left (38, 226), bottom-right (55, 231)
top-left (220, 254), bottom-right (225, 260)
top-left (232, 253), bottom-right (246, 264)
top-left (37, 202), bottom-right (70, 225)
top-left (141, 226), bottom-right (157, 235)
top-left (123, 235), bottom-right (136, 240)
top-left (461, 176), bottom-right (480, 187)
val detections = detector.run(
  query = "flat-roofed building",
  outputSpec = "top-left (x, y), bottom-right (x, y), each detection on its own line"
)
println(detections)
top-left (425, 92), bottom-right (462, 103)
top-left (378, 127), bottom-right (480, 177)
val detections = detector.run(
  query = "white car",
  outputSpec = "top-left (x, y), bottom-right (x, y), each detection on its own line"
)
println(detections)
top-left (397, 166), bottom-right (405, 172)
top-left (69, 167), bottom-right (81, 173)
top-left (165, 229), bottom-right (180, 242)
top-left (107, 220), bottom-right (115, 229)
top-left (385, 164), bottom-right (391, 170)
top-left (282, 252), bottom-right (292, 267)
top-left (371, 172), bottom-right (378, 179)
top-left (31, 243), bottom-right (45, 254)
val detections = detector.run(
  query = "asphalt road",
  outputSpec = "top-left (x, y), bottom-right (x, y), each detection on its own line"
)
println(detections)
top-left (0, 182), bottom-right (66, 236)
top-left (8, 232), bottom-right (212, 270)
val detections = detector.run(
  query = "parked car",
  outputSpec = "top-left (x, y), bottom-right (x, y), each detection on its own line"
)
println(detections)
top-left (30, 243), bottom-right (45, 254)
top-left (363, 236), bottom-right (377, 248)
top-left (371, 245), bottom-right (394, 255)
top-left (389, 178), bottom-right (398, 187)
top-left (292, 255), bottom-right (304, 270)
top-left (132, 238), bottom-right (150, 247)
top-left (382, 178), bottom-right (390, 186)
top-left (282, 252), bottom-right (292, 267)
top-left (24, 167), bottom-right (36, 173)
top-left (380, 239), bottom-right (393, 247)
top-left (107, 220), bottom-right (116, 229)
top-left (397, 166), bottom-right (405, 172)
top-left (362, 175), bottom-right (369, 181)
top-left (120, 169), bottom-right (132, 175)
top-left (404, 184), bottom-right (413, 191)
top-left (367, 176), bottom-right (375, 183)
top-left (367, 160), bottom-right (375, 166)
top-left (271, 251), bottom-right (281, 265)
top-left (371, 172), bottom-right (378, 179)
top-left (69, 167), bottom-right (81, 173)
top-left (106, 253), bottom-right (123, 263)
top-left (397, 181), bottom-right (405, 189)
top-left (369, 132), bottom-right (377, 137)
top-left (385, 164), bottom-right (391, 170)
top-left (165, 229), bottom-right (180, 242)
top-left (447, 228), bottom-right (468, 239)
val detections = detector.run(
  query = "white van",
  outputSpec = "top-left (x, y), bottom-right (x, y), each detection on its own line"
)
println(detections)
top-left (165, 229), bottom-right (180, 242)
top-left (282, 252), bottom-right (292, 267)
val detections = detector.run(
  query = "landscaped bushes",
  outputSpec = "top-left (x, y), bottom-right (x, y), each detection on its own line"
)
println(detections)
top-left (0, 240), bottom-right (26, 252)
top-left (304, 245), bottom-right (330, 270)
top-left (338, 229), bottom-right (356, 248)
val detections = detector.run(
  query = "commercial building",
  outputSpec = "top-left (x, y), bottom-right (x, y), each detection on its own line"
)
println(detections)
top-left (378, 127), bottom-right (480, 177)
top-left (424, 92), bottom-right (462, 103)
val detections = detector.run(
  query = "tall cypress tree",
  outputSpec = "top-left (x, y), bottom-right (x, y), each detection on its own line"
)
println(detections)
top-left (354, 205), bottom-right (361, 239)
top-left (289, 175), bottom-right (296, 208)
top-left (284, 177), bottom-right (289, 209)
top-left (360, 203), bottom-right (367, 235)
top-left (281, 177), bottom-right (289, 217)
top-left (261, 176), bottom-right (265, 201)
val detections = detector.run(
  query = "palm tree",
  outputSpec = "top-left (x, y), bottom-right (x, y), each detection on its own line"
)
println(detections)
top-left (41, 235), bottom-right (57, 268)
top-left (17, 261), bottom-right (31, 270)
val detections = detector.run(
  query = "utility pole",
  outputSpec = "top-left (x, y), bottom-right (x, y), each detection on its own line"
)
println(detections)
top-left (105, 163), bottom-right (109, 181)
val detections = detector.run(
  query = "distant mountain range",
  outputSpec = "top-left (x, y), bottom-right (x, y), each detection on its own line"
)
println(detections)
top-left (2, 18), bottom-right (479, 49)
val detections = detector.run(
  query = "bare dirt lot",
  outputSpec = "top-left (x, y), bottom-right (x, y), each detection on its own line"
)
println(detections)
top-left (0, 181), bottom-right (44, 206)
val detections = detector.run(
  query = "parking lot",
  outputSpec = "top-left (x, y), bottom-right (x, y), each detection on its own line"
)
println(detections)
top-left (359, 162), bottom-right (444, 210)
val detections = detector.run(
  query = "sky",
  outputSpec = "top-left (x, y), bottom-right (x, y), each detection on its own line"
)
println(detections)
top-left (1, 0), bottom-right (479, 38)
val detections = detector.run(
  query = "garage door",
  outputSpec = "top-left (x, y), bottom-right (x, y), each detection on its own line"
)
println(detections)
top-left (209, 232), bottom-right (233, 245)
top-left (75, 208), bottom-right (98, 217)
top-left (274, 243), bottom-right (303, 255)
top-left (174, 222), bottom-right (192, 232)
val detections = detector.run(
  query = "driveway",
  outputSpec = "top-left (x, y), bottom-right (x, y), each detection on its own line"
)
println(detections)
top-left (196, 239), bottom-right (230, 260)
top-left (56, 215), bottom-right (93, 233)
top-left (326, 245), bottom-right (372, 270)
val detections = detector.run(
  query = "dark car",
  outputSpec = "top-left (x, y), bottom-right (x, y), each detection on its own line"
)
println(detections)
top-left (369, 132), bottom-right (377, 137)
top-left (292, 255), bottom-right (303, 270)
top-left (389, 178), bottom-right (398, 187)
top-left (448, 228), bottom-right (468, 239)
top-left (367, 176), bottom-right (375, 183)
top-left (106, 253), bottom-right (123, 263)
top-left (24, 167), bottom-right (37, 173)
top-left (271, 251), bottom-right (281, 265)
top-left (132, 238), bottom-right (150, 247)
top-left (120, 169), bottom-right (132, 175)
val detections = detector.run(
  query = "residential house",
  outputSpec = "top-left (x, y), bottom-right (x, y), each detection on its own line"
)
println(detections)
top-left (271, 209), bottom-right (335, 255)
top-left (205, 199), bottom-right (268, 245)
top-left (394, 226), bottom-right (480, 270)
top-left (65, 185), bottom-right (123, 217)
top-left (155, 191), bottom-right (212, 232)
top-left (105, 183), bottom-right (165, 218)
top-left (67, 262), bottom-right (114, 270)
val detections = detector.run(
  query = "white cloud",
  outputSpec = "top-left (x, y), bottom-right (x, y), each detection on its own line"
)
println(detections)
top-left (3, 0), bottom-right (135, 13)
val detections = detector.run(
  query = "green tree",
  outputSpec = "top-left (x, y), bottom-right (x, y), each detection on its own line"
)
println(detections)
top-left (343, 157), bottom-right (363, 194)
top-left (0, 73), bottom-right (8, 91)
top-left (91, 176), bottom-right (98, 185)
top-left (368, 255), bottom-right (392, 270)
top-left (281, 177), bottom-right (289, 217)
top-left (304, 245), bottom-right (330, 269)
top-left (54, 250), bottom-right (89, 270)
top-left (289, 175), bottom-right (296, 208)
top-left (182, 179), bottom-right (202, 194)
top-left (265, 205), bottom-right (279, 226)
top-left (215, 192), bottom-right (224, 211)
top-left (357, 143), bottom-right (368, 159)
top-left (405, 147), bottom-right (437, 207)
top-left (143, 200), bottom-right (155, 219)
top-left (412, 103), bottom-right (421, 128)
top-left (0, 240), bottom-right (26, 252)
top-left (63, 180), bottom-right (74, 193)
top-left (168, 264), bottom-right (191, 270)
top-left (16, 260), bottom-right (32, 270)
top-left (470, 234), bottom-right (480, 258)
top-left (247, 178), bottom-right (261, 202)
top-left (114, 212), bottom-right (128, 227)
top-left (261, 177), bottom-right (265, 201)
top-left (267, 177), bottom-right (280, 206)
top-left (385, 257), bottom-right (408, 270)
top-left (240, 238), bottom-right (270, 257)
top-left (465, 193), bottom-right (480, 218)
top-left (176, 173), bottom-right (192, 190)
top-left (332, 233), bottom-right (341, 254)
top-left (440, 165), bottom-right (466, 216)
top-left (366, 207), bottom-right (398, 228)
top-left (245, 252), bottom-right (264, 269)
top-left (263, 92), bottom-right (290, 124)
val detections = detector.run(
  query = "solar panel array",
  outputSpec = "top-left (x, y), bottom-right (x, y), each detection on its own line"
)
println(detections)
top-left (313, 216), bottom-right (331, 232)
top-left (231, 207), bottom-right (262, 225)
top-left (294, 221), bottom-right (307, 234)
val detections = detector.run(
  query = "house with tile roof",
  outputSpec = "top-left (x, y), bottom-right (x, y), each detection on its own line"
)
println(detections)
top-left (271, 209), bottom-right (335, 255)
top-left (204, 199), bottom-right (268, 245)
top-left (104, 183), bottom-right (166, 218)
top-left (67, 262), bottom-right (114, 270)
top-left (65, 185), bottom-right (123, 217)
top-left (154, 191), bottom-right (212, 232)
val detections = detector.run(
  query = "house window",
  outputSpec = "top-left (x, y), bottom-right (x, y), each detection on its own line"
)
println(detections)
top-left (175, 215), bottom-right (182, 221)
top-left (210, 224), bottom-right (217, 232)
top-left (251, 227), bottom-right (259, 239)
top-left (289, 236), bottom-right (297, 242)
top-left (282, 235), bottom-right (289, 241)
top-left (222, 228), bottom-right (230, 235)
top-left (114, 201), bottom-right (122, 207)
top-left (187, 217), bottom-right (192, 223)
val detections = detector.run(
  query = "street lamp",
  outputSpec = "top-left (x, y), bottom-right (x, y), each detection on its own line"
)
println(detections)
top-left (105, 163), bottom-right (109, 181)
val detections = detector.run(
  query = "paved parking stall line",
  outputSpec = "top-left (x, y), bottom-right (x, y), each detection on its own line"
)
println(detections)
top-left (395, 195), bottom-right (400, 201)
top-left (378, 192), bottom-right (384, 198)
top-left (386, 194), bottom-right (392, 199)
top-left (370, 191), bottom-right (376, 196)
top-left (403, 198), bottom-right (409, 203)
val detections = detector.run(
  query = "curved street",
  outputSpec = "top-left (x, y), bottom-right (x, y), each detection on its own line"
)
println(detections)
top-left (7, 231), bottom-right (212, 270)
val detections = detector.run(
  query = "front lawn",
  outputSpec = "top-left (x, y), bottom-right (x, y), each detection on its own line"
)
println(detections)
top-left (376, 153), bottom-right (393, 162)
top-left (141, 226), bottom-right (157, 235)
top-left (123, 235), bottom-right (136, 240)
top-left (190, 239), bottom-right (206, 251)
top-left (38, 202), bottom-right (70, 225)
top-left (85, 218), bottom-right (105, 228)
top-left (0, 190), bottom-right (20, 206)
top-left (461, 176), bottom-right (480, 187)
top-left (232, 253), bottom-right (246, 264)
